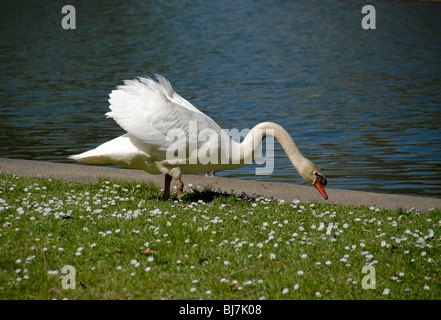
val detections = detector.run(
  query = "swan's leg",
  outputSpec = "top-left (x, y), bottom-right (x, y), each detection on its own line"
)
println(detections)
top-left (163, 174), bottom-right (172, 200)
top-left (176, 179), bottom-right (184, 198)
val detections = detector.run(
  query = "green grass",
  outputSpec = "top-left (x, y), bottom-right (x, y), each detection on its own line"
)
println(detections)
top-left (1, 173), bottom-right (440, 300)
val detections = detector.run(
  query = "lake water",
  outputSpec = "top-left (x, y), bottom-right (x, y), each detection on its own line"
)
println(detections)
top-left (1, 0), bottom-right (441, 197)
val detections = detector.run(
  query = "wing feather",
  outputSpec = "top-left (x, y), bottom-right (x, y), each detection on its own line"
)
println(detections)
top-left (105, 75), bottom-right (222, 152)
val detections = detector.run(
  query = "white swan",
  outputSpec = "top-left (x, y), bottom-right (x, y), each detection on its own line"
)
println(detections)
top-left (69, 75), bottom-right (328, 200)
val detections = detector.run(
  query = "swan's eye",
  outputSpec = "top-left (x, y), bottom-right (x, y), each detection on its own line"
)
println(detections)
top-left (314, 172), bottom-right (327, 186)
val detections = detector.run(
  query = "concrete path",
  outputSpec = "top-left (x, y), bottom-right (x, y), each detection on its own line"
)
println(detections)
top-left (1, 158), bottom-right (440, 212)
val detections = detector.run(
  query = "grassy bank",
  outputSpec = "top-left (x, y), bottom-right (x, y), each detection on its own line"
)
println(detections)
top-left (0, 173), bottom-right (440, 300)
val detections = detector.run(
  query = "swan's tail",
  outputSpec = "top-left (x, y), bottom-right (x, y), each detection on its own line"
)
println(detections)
top-left (68, 134), bottom-right (145, 166)
top-left (68, 148), bottom-right (109, 164)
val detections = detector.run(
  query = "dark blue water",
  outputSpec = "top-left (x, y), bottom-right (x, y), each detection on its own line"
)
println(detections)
top-left (1, 0), bottom-right (441, 197)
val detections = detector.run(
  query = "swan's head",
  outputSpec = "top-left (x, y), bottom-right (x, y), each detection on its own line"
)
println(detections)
top-left (299, 161), bottom-right (328, 200)
top-left (313, 172), bottom-right (328, 200)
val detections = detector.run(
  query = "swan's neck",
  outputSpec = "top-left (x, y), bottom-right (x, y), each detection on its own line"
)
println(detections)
top-left (238, 122), bottom-right (308, 173)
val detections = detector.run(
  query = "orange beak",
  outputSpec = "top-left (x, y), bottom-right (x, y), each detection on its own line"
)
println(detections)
top-left (314, 175), bottom-right (328, 200)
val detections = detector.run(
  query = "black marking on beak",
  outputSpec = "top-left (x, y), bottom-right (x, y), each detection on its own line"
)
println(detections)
top-left (315, 173), bottom-right (327, 186)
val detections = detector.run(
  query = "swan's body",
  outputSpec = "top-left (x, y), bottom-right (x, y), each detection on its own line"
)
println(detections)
top-left (70, 75), bottom-right (328, 200)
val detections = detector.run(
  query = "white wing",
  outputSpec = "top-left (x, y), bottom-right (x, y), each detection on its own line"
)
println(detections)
top-left (153, 74), bottom-right (205, 115)
top-left (105, 75), bottom-right (223, 152)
